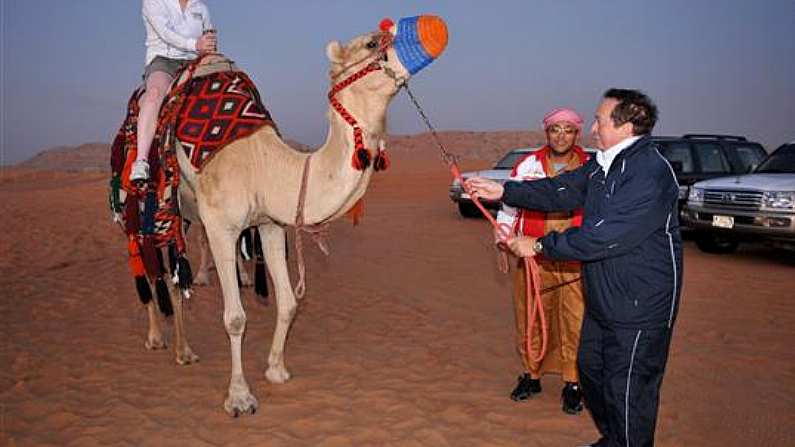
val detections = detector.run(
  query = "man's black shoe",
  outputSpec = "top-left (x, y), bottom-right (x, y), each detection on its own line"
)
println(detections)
top-left (576, 437), bottom-right (608, 447)
top-left (561, 382), bottom-right (584, 414)
top-left (510, 373), bottom-right (541, 401)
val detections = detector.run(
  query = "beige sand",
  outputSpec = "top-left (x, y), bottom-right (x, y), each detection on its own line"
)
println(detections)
top-left (1, 149), bottom-right (793, 446)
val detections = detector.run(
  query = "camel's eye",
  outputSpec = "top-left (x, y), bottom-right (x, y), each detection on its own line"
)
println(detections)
top-left (366, 40), bottom-right (378, 49)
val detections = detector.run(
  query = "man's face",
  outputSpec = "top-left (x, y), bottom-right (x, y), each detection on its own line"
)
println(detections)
top-left (545, 122), bottom-right (578, 156)
top-left (591, 98), bottom-right (633, 150)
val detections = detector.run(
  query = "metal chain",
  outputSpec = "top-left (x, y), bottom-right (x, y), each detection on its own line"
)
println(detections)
top-left (402, 83), bottom-right (458, 166)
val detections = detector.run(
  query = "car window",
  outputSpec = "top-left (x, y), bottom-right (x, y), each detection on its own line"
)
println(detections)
top-left (693, 143), bottom-right (730, 173)
top-left (755, 144), bottom-right (795, 174)
top-left (658, 142), bottom-right (695, 173)
top-left (725, 144), bottom-right (767, 173)
top-left (495, 151), bottom-right (530, 169)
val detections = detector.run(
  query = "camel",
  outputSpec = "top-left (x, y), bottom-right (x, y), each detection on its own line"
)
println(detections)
top-left (147, 16), bottom-right (447, 416)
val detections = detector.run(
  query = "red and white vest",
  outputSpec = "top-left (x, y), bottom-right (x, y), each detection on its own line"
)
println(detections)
top-left (496, 146), bottom-right (590, 237)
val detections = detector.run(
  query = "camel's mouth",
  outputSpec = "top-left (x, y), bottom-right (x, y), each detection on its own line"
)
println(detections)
top-left (391, 16), bottom-right (448, 75)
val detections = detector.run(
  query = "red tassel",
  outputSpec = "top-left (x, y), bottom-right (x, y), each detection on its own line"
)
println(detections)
top-left (352, 147), bottom-right (371, 170)
top-left (374, 149), bottom-right (390, 172)
top-left (128, 235), bottom-right (145, 277)
top-left (379, 18), bottom-right (394, 32)
top-left (346, 198), bottom-right (365, 226)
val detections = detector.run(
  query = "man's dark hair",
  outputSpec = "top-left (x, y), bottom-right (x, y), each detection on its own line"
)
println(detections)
top-left (603, 88), bottom-right (658, 135)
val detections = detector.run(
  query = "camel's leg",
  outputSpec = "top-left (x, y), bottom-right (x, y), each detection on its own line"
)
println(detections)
top-left (236, 237), bottom-right (252, 287)
top-left (258, 224), bottom-right (296, 384)
top-left (195, 227), bottom-right (253, 287)
top-left (193, 227), bottom-right (214, 286)
top-left (169, 281), bottom-right (199, 365)
top-left (144, 300), bottom-right (167, 350)
top-left (205, 223), bottom-right (259, 416)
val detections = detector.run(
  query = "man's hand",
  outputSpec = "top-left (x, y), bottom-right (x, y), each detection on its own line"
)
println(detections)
top-left (196, 32), bottom-right (217, 54)
top-left (507, 236), bottom-right (538, 258)
top-left (464, 177), bottom-right (504, 201)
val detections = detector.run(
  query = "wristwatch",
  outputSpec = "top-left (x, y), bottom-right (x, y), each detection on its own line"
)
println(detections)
top-left (533, 239), bottom-right (543, 254)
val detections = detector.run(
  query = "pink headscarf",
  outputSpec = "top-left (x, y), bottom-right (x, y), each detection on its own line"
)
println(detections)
top-left (542, 108), bottom-right (584, 131)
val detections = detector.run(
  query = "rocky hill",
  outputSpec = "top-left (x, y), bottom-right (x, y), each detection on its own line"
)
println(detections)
top-left (14, 130), bottom-right (594, 171)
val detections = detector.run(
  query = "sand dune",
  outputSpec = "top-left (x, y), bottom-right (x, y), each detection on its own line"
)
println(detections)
top-left (1, 147), bottom-right (793, 446)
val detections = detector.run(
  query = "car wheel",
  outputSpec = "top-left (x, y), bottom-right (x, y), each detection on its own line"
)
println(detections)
top-left (458, 202), bottom-right (481, 218)
top-left (694, 232), bottom-right (739, 254)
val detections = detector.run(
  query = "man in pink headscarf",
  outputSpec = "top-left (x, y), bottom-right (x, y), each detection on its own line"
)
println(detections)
top-left (496, 107), bottom-right (589, 414)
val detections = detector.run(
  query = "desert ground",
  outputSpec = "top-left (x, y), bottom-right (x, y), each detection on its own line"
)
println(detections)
top-left (1, 146), bottom-right (793, 446)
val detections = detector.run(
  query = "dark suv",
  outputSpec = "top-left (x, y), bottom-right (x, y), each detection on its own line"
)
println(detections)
top-left (651, 134), bottom-right (768, 215)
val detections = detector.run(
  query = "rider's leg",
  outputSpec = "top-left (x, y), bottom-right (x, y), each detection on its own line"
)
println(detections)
top-left (131, 71), bottom-right (174, 181)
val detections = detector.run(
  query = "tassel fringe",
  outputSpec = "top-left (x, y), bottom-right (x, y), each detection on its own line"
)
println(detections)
top-left (353, 147), bottom-right (372, 170)
top-left (154, 276), bottom-right (174, 317)
top-left (127, 236), bottom-right (145, 277)
top-left (175, 256), bottom-right (193, 290)
top-left (134, 276), bottom-right (153, 305)
top-left (374, 149), bottom-right (390, 172)
top-left (253, 229), bottom-right (269, 300)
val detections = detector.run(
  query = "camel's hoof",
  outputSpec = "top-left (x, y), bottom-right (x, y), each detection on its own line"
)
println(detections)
top-left (175, 347), bottom-right (200, 365)
top-left (144, 337), bottom-right (167, 350)
top-left (224, 392), bottom-right (259, 417)
top-left (265, 365), bottom-right (291, 384)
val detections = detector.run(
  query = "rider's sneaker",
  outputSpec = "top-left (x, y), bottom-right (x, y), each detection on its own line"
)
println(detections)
top-left (130, 160), bottom-right (150, 182)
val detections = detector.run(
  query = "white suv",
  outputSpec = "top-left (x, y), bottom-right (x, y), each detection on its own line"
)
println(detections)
top-left (682, 141), bottom-right (795, 253)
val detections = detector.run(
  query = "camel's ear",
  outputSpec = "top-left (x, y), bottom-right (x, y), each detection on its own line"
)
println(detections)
top-left (326, 41), bottom-right (344, 64)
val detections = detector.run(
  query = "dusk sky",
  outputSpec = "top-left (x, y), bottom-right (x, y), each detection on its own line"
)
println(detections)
top-left (1, 0), bottom-right (793, 165)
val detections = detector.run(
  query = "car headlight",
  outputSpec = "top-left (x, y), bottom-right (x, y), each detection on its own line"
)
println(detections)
top-left (688, 187), bottom-right (704, 205)
top-left (678, 185), bottom-right (689, 200)
top-left (762, 191), bottom-right (795, 210)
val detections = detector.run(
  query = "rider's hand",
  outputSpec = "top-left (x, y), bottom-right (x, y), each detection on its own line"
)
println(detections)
top-left (196, 32), bottom-right (217, 54)
top-left (464, 177), bottom-right (504, 201)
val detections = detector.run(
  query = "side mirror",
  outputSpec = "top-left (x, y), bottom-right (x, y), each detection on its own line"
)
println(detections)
top-left (670, 161), bottom-right (683, 175)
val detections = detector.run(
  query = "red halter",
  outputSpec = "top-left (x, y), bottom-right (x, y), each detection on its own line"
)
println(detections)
top-left (327, 31), bottom-right (395, 171)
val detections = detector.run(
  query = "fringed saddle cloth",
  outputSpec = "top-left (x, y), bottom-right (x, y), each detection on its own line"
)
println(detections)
top-left (109, 55), bottom-right (277, 307)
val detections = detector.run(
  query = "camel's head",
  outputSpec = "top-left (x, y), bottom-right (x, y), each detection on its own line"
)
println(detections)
top-left (326, 15), bottom-right (448, 94)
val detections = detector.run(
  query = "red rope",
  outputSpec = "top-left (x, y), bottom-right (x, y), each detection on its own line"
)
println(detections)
top-left (328, 62), bottom-right (383, 170)
top-left (449, 163), bottom-right (548, 363)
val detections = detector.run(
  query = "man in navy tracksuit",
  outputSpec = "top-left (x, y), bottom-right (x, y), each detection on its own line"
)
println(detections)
top-left (467, 89), bottom-right (682, 447)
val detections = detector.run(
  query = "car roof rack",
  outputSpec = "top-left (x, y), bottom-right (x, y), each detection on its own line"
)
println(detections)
top-left (682, 134), bottom-right (747, 142)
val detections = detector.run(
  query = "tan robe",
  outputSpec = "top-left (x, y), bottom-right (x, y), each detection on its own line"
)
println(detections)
top-left (511, 151), bottom-right (585, 382)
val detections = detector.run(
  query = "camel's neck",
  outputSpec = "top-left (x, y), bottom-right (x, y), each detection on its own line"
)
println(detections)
top-left (300, 89), bottom-right (389, 224)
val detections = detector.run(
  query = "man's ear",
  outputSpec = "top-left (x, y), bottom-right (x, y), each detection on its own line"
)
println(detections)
top-left (618, 122), bottom-right (635, 138)
top-left (326, 41), bottom-right (344, 64)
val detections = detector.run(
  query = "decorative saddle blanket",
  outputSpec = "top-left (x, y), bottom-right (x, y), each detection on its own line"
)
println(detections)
top-left (109, 55), bottom-right (276, 303)
top-left (172, 62), bottom-right (276, 170)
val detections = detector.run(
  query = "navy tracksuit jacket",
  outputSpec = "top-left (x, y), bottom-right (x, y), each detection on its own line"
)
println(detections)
top-left (502, 135), bottom-right (682, 447)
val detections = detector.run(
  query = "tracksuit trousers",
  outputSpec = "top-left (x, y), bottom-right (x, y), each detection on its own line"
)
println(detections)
top-left (577, 314), bottom-right (674, 447)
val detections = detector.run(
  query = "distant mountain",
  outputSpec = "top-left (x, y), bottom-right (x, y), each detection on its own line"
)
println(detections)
top-left (389, 130), bottom-right (549, 163)
top-left (16, 139), bottom-right (312, 172)
top-left (18, 142), bottom-right (110, 172)
top-left (15, 130), bottom-right (594, 171)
